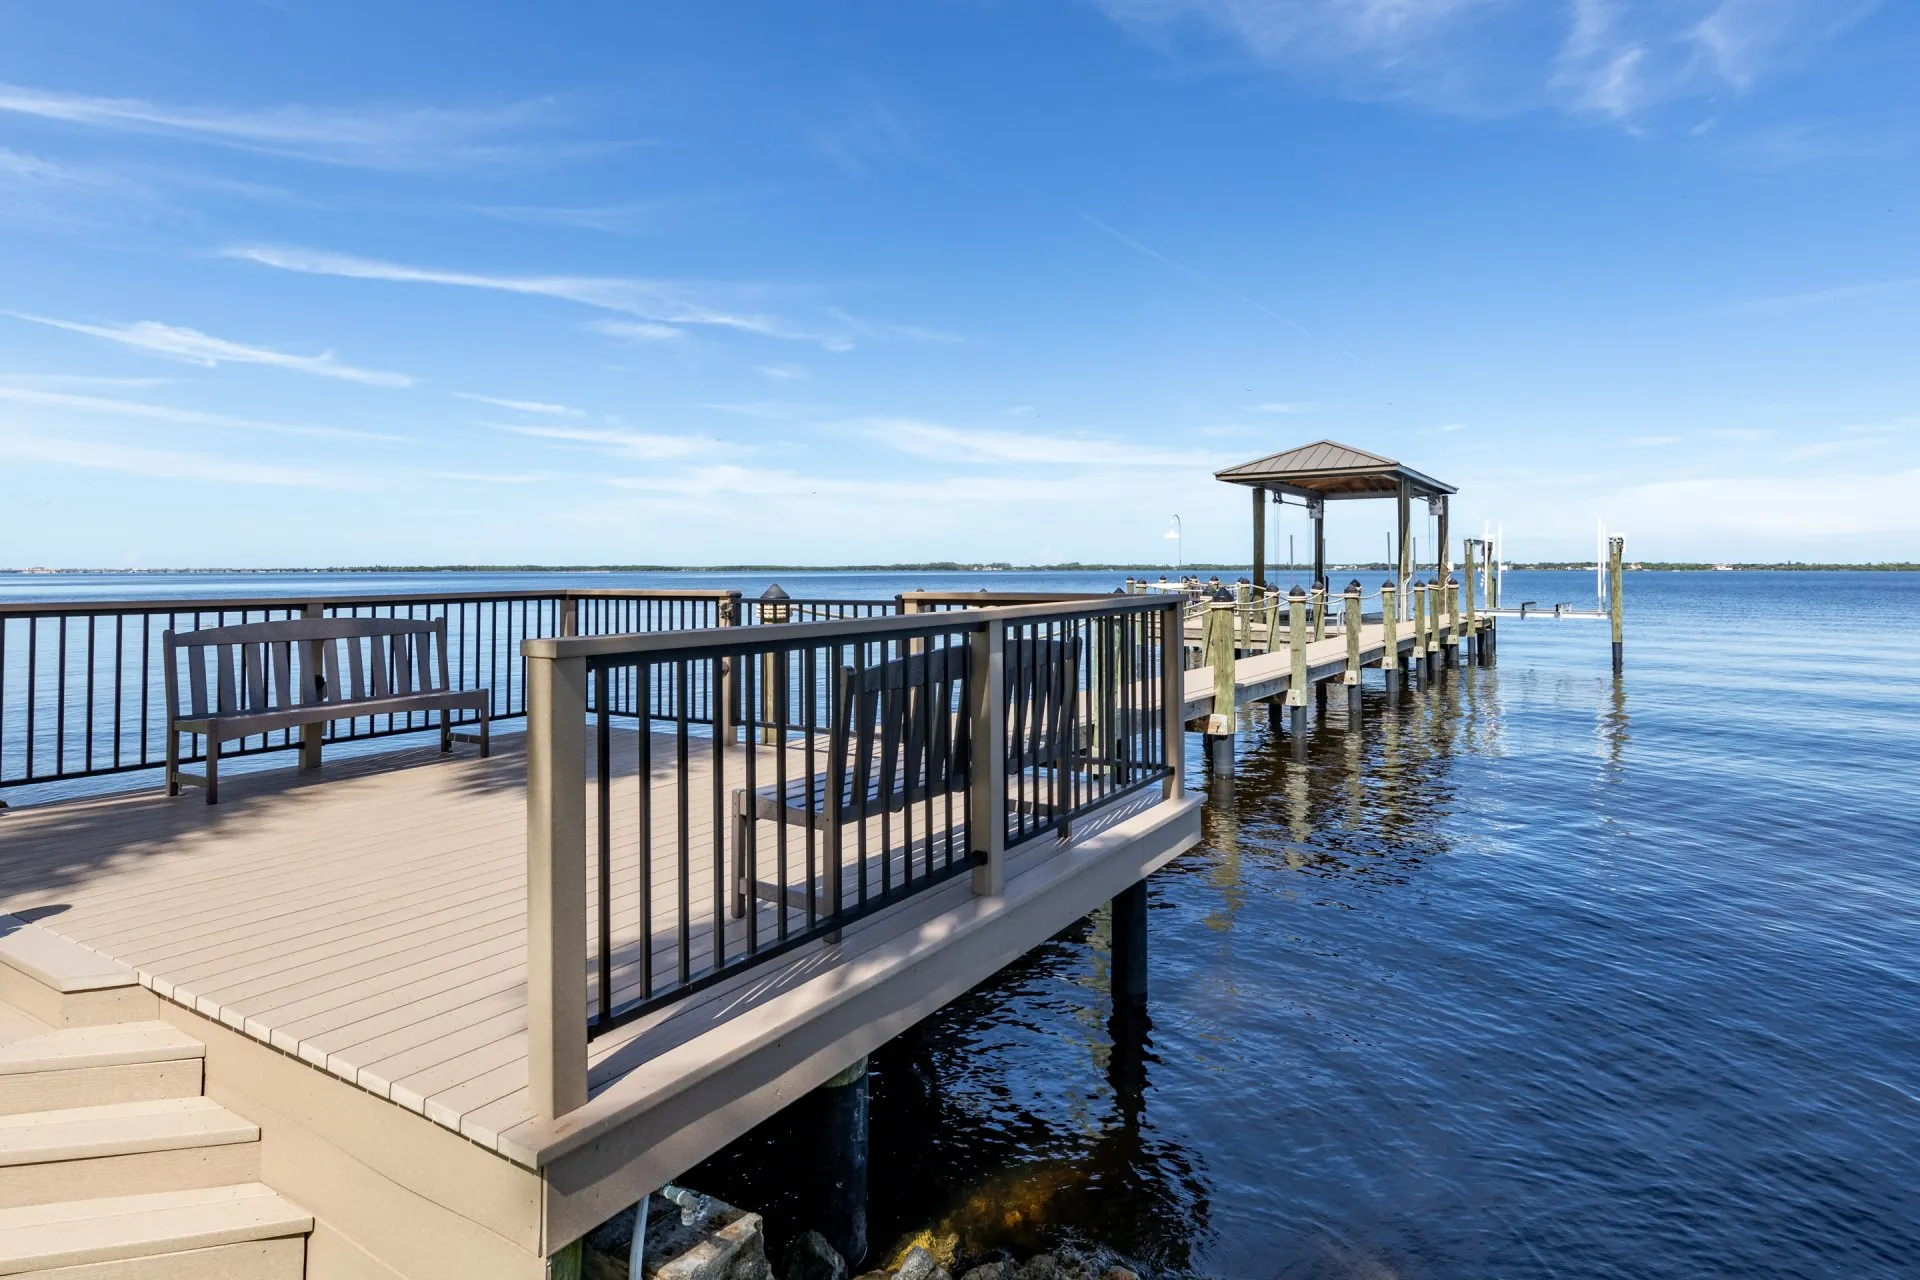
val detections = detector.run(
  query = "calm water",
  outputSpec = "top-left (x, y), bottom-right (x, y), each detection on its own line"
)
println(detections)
top-left (689, 570), bottom-right (1920, 1279)
top-left (5, 569), bottom-right (1916, 1276)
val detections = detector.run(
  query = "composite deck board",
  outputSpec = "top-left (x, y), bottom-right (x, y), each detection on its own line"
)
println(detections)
top-left (0, 729), bottom-right (995, 1161)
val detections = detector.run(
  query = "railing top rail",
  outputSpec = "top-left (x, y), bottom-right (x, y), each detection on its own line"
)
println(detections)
top-left (525, 593), bottom-right (1176, 662)
top-left (0, 586), bottom-right (742, 618)
top-left (898, 590), bottom-right (1114, 605)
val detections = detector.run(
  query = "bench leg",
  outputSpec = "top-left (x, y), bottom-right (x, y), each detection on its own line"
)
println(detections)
top-left (479, 705), bottom-right (491, 758)
top-left (440, 709), bottom-right (453, 754)
top-left (205, 738), bottom-right (220, 806)
top-left (732, 795), bottom-right (748, 920)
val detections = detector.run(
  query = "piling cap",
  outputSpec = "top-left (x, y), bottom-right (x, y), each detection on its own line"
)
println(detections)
top-left (1288, 584), bottom-right (1308, 600)
top-left (1382, 579), bottom-right (1396, 592)
top-left (1346, 578), bottom-right (1363, 593)
top-left (759, 583), bottom-right (790, 600)
top-left (1210, 587), bottom-right (1235, 602)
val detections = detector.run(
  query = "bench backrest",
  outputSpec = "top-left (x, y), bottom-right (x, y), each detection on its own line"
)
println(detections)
top-left (1003, 634), bottom-right (1082, 775)
top-left (832, 641), bottom-right (972, 820)
top-left (163, 617), bottom-right (454, 721)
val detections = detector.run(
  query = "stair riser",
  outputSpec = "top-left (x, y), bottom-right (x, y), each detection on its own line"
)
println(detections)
top-left (0, 1063), bottom-right (202, 1118)
top-left (0, 1144), bottom-right (260, 1211)
top-left (5, 1234), bottom-right (304, 1279)
top-left (0, 972), bottom-right (157, 1032)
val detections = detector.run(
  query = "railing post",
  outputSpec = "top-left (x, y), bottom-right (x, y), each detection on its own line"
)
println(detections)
top-left (1160, 600), bottom-right (1184, 800)
top-left (1343, 580), bottom-right (1362, 727)
top-left (968, 620), bottom-right (1006, 897)
top-left (299, 601), bottom-right (324, 771)
top-left (716, 592), bottom-right (739, 745)
top-left (560, 595), bottom-right (579, 638)
top-left (525, 648), bottom-right (588, 1121)
top-left (1381, 580), bottom-right (1399, 705)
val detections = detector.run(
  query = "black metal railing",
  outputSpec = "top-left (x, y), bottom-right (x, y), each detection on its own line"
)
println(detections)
top-left (0, 589), bottom-right (738, 792)
top-left (524, 595), bottom-right (1180, 1041)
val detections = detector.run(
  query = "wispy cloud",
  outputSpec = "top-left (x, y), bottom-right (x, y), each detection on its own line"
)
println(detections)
top-left (1695, 275), bottom-right (1920, 319)
top-left (468, 201), bottom-right (666, 234)
top-left (1080, 212), bottom-right (1316, 339)
top-left (0, 83), bottom-right (578, 169)
top-left (862, 417), bottom-right (1216, 469)
top-left (757, 364), bottom-right (808, 380)
top-left (486, 421), bottom-right (731, 461)
top-left (701, 400), bottom-right (830, 420)
top-left (810, 102), bottom-right (925, 176)
top-left (454, 391), bottom-right (584, 417)
top-left (1626, 433), bottom-right (1683, 445)
top-left (229, 245), bottom-right (863, 350)
top-left (584, 319), bottom-right (687, 344)
top-left (0, 384), bottom-right (401, 441)
top-left (1421, 422), bottom-right (1468, 435)
top-left (1098, 0), bottom-right (1881, 127)
top-left (1248, 401), bottom-right (1308, 414)
top-left (10, 313), bottom-right (413, 386)
top-left (0, 430), bottom-right (362, 489)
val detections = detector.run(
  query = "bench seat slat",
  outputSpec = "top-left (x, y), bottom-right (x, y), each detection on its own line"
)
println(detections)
top-left (174, 687), bottom-right (491, 741)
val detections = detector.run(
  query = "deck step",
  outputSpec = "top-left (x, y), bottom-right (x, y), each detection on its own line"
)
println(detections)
top-left (0, 1182), bottom-right (309, 1277)
top-left (0, 1098), bottom-right (259, 1210)
top-left (0, 919), bottom-right (150, 1029)
top-left (0, 1023), bottom-right (204, 1116)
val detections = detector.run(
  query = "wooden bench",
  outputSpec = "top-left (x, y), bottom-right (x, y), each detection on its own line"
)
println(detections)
top-left (163, 617), bottom-right (491, 803)
top-left (731, 635), bottom-right (1082, 916)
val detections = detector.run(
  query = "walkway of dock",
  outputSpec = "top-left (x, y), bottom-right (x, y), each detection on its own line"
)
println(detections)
top-left (1179, 614), bottom-right (1454, 722)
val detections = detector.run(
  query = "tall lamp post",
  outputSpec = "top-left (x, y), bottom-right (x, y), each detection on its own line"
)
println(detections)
top-left (1165, 515), bottom-right (1182, 571)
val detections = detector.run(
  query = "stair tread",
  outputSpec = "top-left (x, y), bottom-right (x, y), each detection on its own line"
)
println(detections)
top-left (0, 1021), bottom-right (203, 1076)
top-left (0, 1182), bottom-right (310, 1274)
top-left (0, 917), bottom-right (134, 994)
top-left (0, 1097), bottom-right (256, 1166)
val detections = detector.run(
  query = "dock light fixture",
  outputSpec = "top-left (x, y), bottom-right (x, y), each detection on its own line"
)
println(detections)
top-left (759, 582), bottom-right (791, 625)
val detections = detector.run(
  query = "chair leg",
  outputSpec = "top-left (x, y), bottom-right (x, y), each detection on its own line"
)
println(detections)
top-left (440, 709), bottom-right (452, 754)
top-left (479, 707), bottom-right (491, 758)
top-left (205, 738), bottom-right (220, 806)
top-left (165, 729), bottom-right (180, 797)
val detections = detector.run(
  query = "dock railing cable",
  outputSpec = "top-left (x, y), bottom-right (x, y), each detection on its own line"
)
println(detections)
top-left (519, 594), bottom-right (1182, 1119)
top-left (0, 588), bottom-right (739, 793)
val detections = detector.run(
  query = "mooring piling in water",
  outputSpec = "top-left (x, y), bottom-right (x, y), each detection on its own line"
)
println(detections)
top-left (809, 1055), bottom-right (871, 1266)
top-left (1204, 590), bottom-right (1237, 773)
top-left (1111, 879), bottom-right (1149, 1014)
top-left (1344, 579), bottom-right (1363, 728)
top-left (1287, 584), bottom-right (1309, 761)
top-left (1412, 580), bottom-right (1428, 690)
top-left (1382, 579), bottom-right (1400, 705)
top-left (1463, 540), bottom-right (1479, 666)
top-left (1609, 534), bottom-right (1625, 673)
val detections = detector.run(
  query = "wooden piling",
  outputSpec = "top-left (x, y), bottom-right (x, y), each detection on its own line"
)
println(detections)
top-left (1445, 575), bottom-right (1460, 667)
top-left (1343, 580), bottom-right (1363, 727)
top-left (1426, 571), bottom-right (1442, 678)
top-left (1287, 585), bottom-right (1308, 760)
top-left (1463, 539), bottom-right (1479, 665)
top-left (1381, 579), bottom-right (1399, 705)
top-left (1411, 580), bottom-right (1427, 690)
top-left (1609, 534), bottom-right (1625, 673)
top-left (1204, 596), bottom-right (1237, 772)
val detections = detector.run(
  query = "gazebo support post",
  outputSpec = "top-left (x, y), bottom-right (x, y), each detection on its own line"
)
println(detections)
top-left (1396, 479), bottom-right (1412, 621)
top-left (1252, 487), bottom-right (1267, 590)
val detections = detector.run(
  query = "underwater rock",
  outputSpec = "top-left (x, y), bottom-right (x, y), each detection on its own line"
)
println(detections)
top-left (1016, 1254), bottom-right (1060, 1280)
top-left (894, 1244), bottom-right (952, 1280)
top-left (786, 1231), bottom-right (849, 1280)
top-left (958, 1263), bottom-right (1015, 1280)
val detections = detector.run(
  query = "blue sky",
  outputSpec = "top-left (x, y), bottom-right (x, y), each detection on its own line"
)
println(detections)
top-left (1, 0), bottom-right (1916, 567)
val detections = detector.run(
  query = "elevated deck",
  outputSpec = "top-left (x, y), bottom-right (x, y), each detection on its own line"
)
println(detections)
top-left (0, 725), bottom-right (1198, 1251)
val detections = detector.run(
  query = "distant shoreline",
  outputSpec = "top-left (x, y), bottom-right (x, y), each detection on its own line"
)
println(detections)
top-left (5, 562), bottom-right (1919, 575)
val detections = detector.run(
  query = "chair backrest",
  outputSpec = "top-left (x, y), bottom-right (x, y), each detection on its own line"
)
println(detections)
top-left (163, 617), bottom-right (452, 720)
top-left (1003, 633), bottom-right (1083, 775)
top-left (831, 640), bottom-right (972, 819)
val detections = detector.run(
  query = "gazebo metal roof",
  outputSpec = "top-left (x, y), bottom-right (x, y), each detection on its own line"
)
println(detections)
top-left (1214, 439), bottom-right (1455, 500)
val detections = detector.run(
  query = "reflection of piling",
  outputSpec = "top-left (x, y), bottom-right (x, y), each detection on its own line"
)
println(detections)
top-left (1343, 580), bottom-right (1363, 728)
top-left (1381, 580), bottom-right (1400, 706)
top-left (1287, 586), bottom-right (1308, 762)
top-left (1609, 535), bottom-right (1625, 673)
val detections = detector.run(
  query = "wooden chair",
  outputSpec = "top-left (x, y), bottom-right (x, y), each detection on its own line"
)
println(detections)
top-left (163, 617), bottom-right (490, 803)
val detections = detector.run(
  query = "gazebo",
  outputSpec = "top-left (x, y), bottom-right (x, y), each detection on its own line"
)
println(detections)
top-left (1213, 440), bottom-right (1456, 613)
